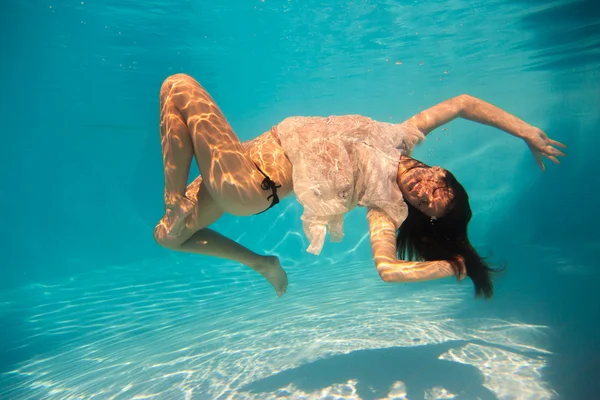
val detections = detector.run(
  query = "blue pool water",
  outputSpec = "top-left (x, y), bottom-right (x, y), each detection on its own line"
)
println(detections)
top-left (1, 0), bottom-right (599, 398)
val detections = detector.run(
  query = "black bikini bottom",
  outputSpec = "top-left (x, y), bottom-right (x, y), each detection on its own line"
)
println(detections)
top-left (253, 162), bottom-right (281, 215)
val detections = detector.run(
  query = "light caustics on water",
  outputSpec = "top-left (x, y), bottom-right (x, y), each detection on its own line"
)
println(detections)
top-left (0, 257), bottom-right (554, 400)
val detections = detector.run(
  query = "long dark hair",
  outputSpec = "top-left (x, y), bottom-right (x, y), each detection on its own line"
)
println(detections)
top-left (396, 170), bottom-right (503, 299)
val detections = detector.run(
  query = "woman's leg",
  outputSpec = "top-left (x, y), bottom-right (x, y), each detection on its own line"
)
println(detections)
top-left (180, 228), bottom-right (287, 296)
top-left (159, 73), bottom-right (275, 217)
top-left (155, 74), bottom-right (288, 295)
top-left (154, 177), bottom-right (288, 296)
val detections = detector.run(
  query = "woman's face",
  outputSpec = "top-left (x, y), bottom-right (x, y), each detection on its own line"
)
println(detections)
top-left (397, 156), bottom-right (455, 218)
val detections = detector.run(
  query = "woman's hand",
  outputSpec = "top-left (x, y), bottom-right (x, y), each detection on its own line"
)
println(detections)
top-left (523, 127), bottom-right (567, 171)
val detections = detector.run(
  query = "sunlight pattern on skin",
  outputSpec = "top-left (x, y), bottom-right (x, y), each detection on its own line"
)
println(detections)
top-left (367, 208), bottom-right (464, 282)
top-left (0, 259), bottom-right (553, 399)
top-left (155, 73), bottom-right (294, 238)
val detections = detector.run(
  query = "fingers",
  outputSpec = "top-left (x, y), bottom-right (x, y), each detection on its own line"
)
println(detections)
top-left (551, 148), bottom-right (567, 157)
top-left (545, 137), bottom-right (567, 157)
top-left (545, 144), bottom-right (567, 158)
top-left (540, 136), bottom-right (567, 157)
top-left (531, 131), bottom-right (566, 170)
top-left (541, 148), bottom-right (564, 166)
top-left (552, 148), bottom-right (567, 158)
top-left (534, 151), bottom-right (545, 171)
top-left (548, 139), bottom-right (567, 149)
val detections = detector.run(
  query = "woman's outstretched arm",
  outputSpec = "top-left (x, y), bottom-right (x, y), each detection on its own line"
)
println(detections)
top-left (367, 208), bottom-right (466, 283)
top-left (401, 94), bottom-right (567, 171)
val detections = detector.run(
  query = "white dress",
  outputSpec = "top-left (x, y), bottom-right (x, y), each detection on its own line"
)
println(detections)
top-left (275, 115), bottom-right (425, 255)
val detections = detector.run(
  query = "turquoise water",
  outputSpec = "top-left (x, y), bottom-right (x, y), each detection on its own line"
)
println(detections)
top-left (1, 0), bottom-right (599, 398)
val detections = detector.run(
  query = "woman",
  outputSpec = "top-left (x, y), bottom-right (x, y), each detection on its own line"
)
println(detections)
top-left (153, 74), bottom-right (566, 299)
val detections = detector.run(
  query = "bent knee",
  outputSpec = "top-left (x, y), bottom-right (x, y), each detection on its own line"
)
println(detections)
top-left (160, 73), bottom-right (198, 96)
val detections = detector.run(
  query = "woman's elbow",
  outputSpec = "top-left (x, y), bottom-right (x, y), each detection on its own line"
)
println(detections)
top-left (375, 262), bottom-right (409, 283)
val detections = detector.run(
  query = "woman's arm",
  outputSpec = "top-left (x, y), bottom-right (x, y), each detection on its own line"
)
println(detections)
top-left (367, 208), bottom-right (466, 283)
top-left (401, 94), bottom-right (566, 171)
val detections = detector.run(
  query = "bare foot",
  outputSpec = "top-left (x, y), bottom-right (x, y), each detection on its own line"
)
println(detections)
top-left (256, 256), bottom-right (288, 297)
top-left (164, 196), bottom-right (196, 237)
